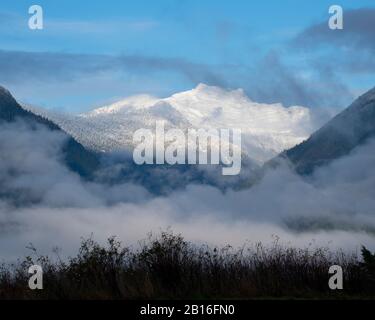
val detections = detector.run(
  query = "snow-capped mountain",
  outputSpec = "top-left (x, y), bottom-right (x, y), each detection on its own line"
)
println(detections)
top-left (25, 84), bottom-right (318, 164)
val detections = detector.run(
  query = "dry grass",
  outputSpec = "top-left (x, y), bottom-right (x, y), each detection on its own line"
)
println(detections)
top-left (1, 231), bottom-right (375, 300)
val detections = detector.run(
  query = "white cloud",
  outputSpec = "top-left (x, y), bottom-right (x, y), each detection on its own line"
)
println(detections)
top-left (1, 120), bottom-right (375, 261)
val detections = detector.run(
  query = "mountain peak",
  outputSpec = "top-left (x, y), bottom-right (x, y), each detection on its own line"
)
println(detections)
top-left (0, 86), bottom-right (17, 103)
top-left (0, 85), bottom-right (10, 95)
top-left (194, 83), bottom-right (246, 97)
top-left (169, 83), bottom-right (250, 105)
top-left (0, 85), bottom-right (100, 178)
top-left (0, 86), bottom-right (26, 119)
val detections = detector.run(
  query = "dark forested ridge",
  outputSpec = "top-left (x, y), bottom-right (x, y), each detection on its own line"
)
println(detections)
top-left (280, 86), bottom-right (375, 175)
top-left (0, 86), bottom-right (99, 178)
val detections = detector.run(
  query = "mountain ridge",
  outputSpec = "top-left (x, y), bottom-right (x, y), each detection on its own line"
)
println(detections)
top-left (24, 84), bottom-right (319, 164)
top-left (2, 86), bottom-right (258, 194)
top-left (0, 85), bottom-right (100, 178)
top-left (280, 86), bottom-right (375, 174)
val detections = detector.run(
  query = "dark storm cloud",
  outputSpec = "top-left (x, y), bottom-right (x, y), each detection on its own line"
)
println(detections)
top-left (291, 7), bottom-right (375, 76)
top-left (0, 49), bottom-right (227, 87)
top-left (239, 7), bottom-right (375, 108)
top-left (0, 50), bottom-right (112, 83)
top-left (284, 7), bottom-right (375, 109)
top-left (248, 52), bottom-right (320, 107)
top-left (116, 55), bottom-right (227, 87)
top-left (243, 52), bottom-right (353, 110)
top-left (294, 8), bottom-right (375, 51)
top-left (0, 48), bottom-right (351, 110)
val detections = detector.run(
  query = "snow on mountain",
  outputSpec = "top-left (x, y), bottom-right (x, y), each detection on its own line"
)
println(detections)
top-left (25, 84), bottom-right (317, 164)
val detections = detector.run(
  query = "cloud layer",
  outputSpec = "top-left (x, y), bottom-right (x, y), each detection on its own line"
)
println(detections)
top-left (1, 120), bottom-right (375, 261)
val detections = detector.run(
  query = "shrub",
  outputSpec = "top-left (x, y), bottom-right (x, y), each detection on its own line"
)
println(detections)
top-left (0, 232), bottom-right (374, 299)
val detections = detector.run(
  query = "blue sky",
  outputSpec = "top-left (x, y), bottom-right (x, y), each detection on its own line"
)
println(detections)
top-left (0, 0), bottom-right (374, 112)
